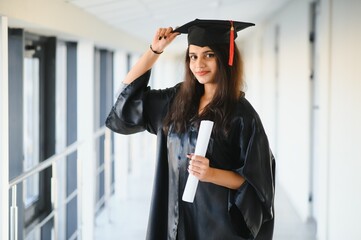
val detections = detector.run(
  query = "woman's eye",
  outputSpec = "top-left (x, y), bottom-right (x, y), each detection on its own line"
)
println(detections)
top-left (206, 53), bottom-right (215, 58)
top-left (189, 55), bottom-right (197, 61)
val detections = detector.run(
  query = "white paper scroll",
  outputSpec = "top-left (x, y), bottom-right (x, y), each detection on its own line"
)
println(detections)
top-left (182, 120), bottom-right (214, 203)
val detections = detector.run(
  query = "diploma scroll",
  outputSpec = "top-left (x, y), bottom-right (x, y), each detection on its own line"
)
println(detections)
top-left (182, 120), bottom-right (214, 203)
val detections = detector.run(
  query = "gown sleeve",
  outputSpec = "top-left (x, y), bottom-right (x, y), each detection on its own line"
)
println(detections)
top-left (105, 70), bottom-right (178, 135)
top-left (230, 110), bottom-right (276, 239)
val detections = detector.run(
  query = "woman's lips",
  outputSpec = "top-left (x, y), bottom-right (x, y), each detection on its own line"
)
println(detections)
top-left (195, 71), bottom-right (209, 76)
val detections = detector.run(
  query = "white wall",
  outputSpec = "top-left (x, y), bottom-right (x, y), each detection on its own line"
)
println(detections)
top-left (241, 27), bottom-right (278, 152)
top-left (243, 0), bottom-right (313, 222)
top-left (0, 0), bottom-right (145, 51)
top-left (328, 0), bottom-right (361, 239)
top-left (312, 0), bottom-right (333, 239)
top-left (276, 0), bottom-right (312, 222)
top-left (153, 53), bottom-right (185, 89)
top-left (242, 0), bottom-right (361, 239)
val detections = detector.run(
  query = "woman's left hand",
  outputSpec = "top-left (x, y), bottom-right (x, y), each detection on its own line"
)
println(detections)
top-left (187, 154), bottom-right (214, 182)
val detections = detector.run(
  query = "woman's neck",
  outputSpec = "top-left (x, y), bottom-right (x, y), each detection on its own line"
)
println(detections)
top-left (198, 83), bottom-right (217, 114)
top-left (203, 83), bottom-right (217, 100)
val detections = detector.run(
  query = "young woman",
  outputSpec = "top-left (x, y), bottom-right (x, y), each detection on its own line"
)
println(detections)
top-left (106, 19), bottom-right (275, 240)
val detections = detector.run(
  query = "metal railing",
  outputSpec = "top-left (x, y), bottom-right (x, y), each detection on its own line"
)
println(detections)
top-left (8, 126), bottom-right (112, 240)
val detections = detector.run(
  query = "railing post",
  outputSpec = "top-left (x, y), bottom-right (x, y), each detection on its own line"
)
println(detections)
top-left (10, 185), bottom-right (18, 240)
top-left (104, 128), bottom-right (112, 223)
top-left (51, 162), bottom-right (58, 240)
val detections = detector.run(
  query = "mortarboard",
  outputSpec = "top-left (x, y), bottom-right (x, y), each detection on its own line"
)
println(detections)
top-left (174, 19), bottom-right (255, 66)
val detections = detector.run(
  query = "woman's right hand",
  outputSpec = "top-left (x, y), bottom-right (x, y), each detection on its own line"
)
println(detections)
top-left (150, 27), bottom-right (179, 53)
top-left (122, 27), bottom-right (179, 84)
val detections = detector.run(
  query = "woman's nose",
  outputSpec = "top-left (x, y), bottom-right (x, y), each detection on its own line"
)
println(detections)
top-left (195, 57), bottom-right (205, 67)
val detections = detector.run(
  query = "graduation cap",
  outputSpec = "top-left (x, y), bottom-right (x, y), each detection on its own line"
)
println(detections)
top-left (174, 19), bottom-right (255, 66)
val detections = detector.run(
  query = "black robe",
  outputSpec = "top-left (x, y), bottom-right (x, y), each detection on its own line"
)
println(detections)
top-left (105, 70), bottom-right (275, 240)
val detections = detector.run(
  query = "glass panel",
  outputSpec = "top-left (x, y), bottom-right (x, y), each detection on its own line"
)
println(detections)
top-left (24, 227), bottom-right (41, 240)
top-left (23, 57), bottom-right (40, 208)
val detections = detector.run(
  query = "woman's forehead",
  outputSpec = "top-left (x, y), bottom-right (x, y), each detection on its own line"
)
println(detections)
top-left (188, 45), bottom-right (213, 53)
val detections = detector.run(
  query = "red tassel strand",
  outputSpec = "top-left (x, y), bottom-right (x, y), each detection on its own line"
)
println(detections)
top-left (228, 20), bottom-right (234, 66)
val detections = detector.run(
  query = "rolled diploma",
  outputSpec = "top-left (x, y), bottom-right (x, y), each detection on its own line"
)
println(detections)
top-left (182, 120), bottom-right (214, 203)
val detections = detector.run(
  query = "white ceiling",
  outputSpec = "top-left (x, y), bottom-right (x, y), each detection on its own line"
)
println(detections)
top-left (67, 0), bottom-right (291, 52)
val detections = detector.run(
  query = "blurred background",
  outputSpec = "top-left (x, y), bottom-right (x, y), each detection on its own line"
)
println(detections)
top-left (1, 0), bottom-right (360, 239)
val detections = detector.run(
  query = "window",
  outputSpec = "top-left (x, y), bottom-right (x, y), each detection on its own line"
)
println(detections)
top-left (23, 33), bottom-right (55, 238)
top-left (94, 48), bottom-right (114, 213)
top-left (23, 56), bottom-right (40, 208)
top-left (9, 29), bottom-right (56, 240)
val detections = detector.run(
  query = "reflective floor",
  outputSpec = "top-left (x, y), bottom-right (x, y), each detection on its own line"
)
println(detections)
top-left (95, 153), bottom-right (317, 240)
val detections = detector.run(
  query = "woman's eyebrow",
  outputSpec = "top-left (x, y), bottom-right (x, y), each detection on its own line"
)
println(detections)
top-left (189, 50), bottom-right (214, 55)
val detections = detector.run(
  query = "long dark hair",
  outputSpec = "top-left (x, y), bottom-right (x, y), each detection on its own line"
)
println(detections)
top-left (163, 43), bottom-right (245, 138)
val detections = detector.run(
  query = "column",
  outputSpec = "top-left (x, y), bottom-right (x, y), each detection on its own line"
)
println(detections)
top-left (0, 16), bottom-right (9, 240)
top-left (77, 41), bottom-right (95, 240)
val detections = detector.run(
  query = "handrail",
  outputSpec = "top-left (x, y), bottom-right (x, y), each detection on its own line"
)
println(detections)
top-left (9, 126), bottom-right (106, 188)
top-left (9, 126), bottom-right (108, 240)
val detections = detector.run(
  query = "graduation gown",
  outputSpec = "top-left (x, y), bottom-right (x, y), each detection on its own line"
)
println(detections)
top-left (105, 70), bottom-right (275, 240)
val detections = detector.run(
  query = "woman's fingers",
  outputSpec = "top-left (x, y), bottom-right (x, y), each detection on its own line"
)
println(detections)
top-left (188, 161), bottom-right (205, 176)
top-left (151, 27), bottom-right (178, 52)
top-left (157, 27), bottom-right (173, 39)
top-left (187, 155), bottom-right (211, 181)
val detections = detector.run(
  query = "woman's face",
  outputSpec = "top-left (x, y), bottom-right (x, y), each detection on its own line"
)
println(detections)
top-left (188, 45), bottom-right (218, 85)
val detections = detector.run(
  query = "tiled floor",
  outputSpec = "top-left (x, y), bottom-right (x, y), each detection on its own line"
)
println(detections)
top-left (273, 187), bottom-right (317, 240)
top-left (95, 154), bottom-right (317, 240)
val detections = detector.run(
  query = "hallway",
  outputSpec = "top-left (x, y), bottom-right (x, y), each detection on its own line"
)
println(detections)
top-left (2, 1), bottom-right (361, 239)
